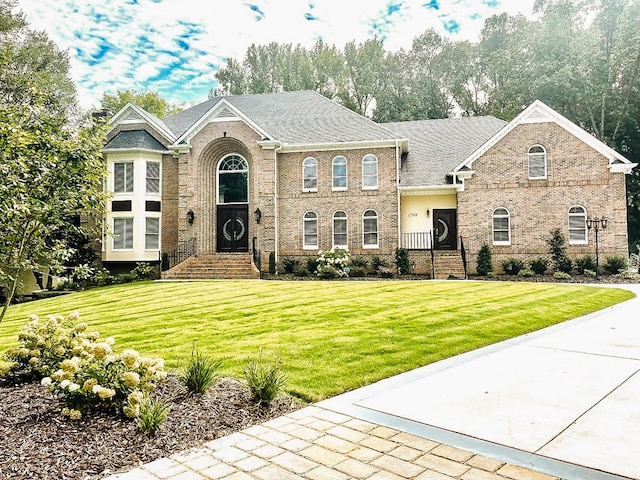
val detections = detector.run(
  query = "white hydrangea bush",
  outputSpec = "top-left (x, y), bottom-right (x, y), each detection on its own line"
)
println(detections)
top-left (2, 312), bottom-right (166, 420)
top-left (316, 248), bottom-right (350, 278)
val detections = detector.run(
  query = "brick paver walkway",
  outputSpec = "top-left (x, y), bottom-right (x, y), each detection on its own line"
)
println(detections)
top-left (105, 405), bottom-right (557, 480)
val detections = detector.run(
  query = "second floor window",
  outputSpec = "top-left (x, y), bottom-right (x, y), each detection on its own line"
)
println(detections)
top-left (114, 162), bottom-right (134, 193)
top-left (332, 156), bottom-right (347, 191)
top-left (528, 145), bottom-right (547, 179)
top-left (146, 162), bottom-right (160, 194)
top-left (362, 154), bottom-right (378, 189)
top-left (302, 157), bottom-right (317, 192)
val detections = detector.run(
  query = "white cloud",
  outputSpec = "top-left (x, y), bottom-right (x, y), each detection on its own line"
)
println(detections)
top-left (17, 0), bottom-right (535, 109)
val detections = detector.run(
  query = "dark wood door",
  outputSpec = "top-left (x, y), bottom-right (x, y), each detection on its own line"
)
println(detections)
top-left (434, 209), bottom-right (457, 250)
top-left (217, 206), bottom-right (249, 252)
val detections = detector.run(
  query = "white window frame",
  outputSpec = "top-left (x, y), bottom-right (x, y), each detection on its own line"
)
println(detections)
top-left (302, 157), bottom-right (318, 192)
top-left (332, 156), bottom-right (347, 191)
top-left (492, 208), bottom-right (511, 246)
top-left (114, 162), bottom-right (134, 193)
top-left (528, 145), bottom-right (547, 179)
top-left (145, 217), bottom-right (160, 250)
top-left (217, 154), bottom-right (249, 204)
top-left (113, 217), bottom-right (134, 250)
top-left (362, 209), bottom-right (379, 248)
top-left (362, 154), bottom-right (378, 190)
top-left (332, 211), bottom-right (348, 248)
top-left (146, 161), bottom-right (161, 194)
top-left (303, 211), bottom-right (318, 250)
top-left (568, 205), bottom-right (588, 245)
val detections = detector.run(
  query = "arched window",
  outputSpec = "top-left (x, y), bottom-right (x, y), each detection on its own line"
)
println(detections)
top-left (333, 211), bottom-right (348, 247)
top-left (332, 156), bottom-right (347, 191)
top-left (302, 157), bottom-right (317, 192)
top-left (217, 154), bottom-right (248, 204)
top-left (568, 206), bottom-right (588, 245)
top-left (363, 210), bottom-right (378, 248)
top-left (492, 208), bottom-right (511, 245)
top-left (303, 211), bottom-right (318, 249)
top-left (528, 145), bottom-right (547, 179)
top-left (362, 154), bottom-right (378, 190)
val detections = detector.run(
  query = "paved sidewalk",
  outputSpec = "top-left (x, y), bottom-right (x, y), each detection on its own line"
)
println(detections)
top-left (105, 404), bottom-right (557, 480)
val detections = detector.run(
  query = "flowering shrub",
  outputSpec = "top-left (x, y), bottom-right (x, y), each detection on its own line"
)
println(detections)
top-left (316, 248), bottom-right (350, 278)
top-left (2, 312), bottom-right (166, 420)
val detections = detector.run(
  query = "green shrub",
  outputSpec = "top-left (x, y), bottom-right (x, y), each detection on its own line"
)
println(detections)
top-left (137, 399), bottom-right (171, 436)
top-left (131, 262), bottom-right (158, 280)
top-left (281, 257), bottom-right (299, 274)
top-left (116, 272), bottom-right (137, 284)
top-left (244, 349), bottom-right (286, 406)
top-left (553, 271), bottom-right (571, 280)
top-left (91, 268), bottom-right (116, 286)
top-left (476, 244), bottom-right (493, 276)
top-left (501, 258), bottom-right (525, 275)
top-left (517, 268), bottom-right (535, 277)
top-left (293, 263), bottom-right (309, 277)
top-left (395, 248), bottom-right (411, 275)
top-left (349, 266), bottom-right (367, 277)
top-left (306, 257), bottom-right (319, 275)
top-left (529, 257), bottom-right (549, 275)
top-left (180, 347), bottom-right (222, 394)
top-left (378, 266), bottom-right (395, 278)
top-left (584, 269), bottom-right (597, 278)
top-left (604, 255), bottom-right (627, 274)
top-left (574, 255), bottom-right (597, 274)
top-left (350, 256), bottom-right (369, 268)
top-left (547, 228), bottom-right (573, 273)
top-left (268, 251), bottom-right (276, 274)
top-left (371, 255), bottom-right (389, 273)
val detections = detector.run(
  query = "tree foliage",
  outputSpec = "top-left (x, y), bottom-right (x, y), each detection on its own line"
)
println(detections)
top-left (100, 89), bottom-right (182, 118)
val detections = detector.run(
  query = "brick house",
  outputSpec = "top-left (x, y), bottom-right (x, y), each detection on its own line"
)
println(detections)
top-left (101, 91), bottom-right (636, 278)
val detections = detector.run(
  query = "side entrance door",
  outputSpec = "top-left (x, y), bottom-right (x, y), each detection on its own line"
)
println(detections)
top-left (217, 206), bottom-right (249, 252)
top-left (433, 209), bottom-right (457, 250)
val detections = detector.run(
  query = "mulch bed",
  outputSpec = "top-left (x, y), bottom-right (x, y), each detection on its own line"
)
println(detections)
top-left (0, 373), bottom-right (303, 480)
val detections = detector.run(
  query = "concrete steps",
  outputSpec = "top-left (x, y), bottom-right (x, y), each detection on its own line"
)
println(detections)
top-left (162, 253), bottom-right (260, 280)
top-left (432, 252), bottom-right (466, 279)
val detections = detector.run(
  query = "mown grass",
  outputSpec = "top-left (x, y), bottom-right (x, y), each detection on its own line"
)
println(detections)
top-left (0, 280), bottom-right (633, 402)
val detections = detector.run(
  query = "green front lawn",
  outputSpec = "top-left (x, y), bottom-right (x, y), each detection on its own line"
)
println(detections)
top-left (0, 281), bottom-right (633, 401)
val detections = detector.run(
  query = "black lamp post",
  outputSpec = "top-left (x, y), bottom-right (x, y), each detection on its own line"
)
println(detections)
top-left (586, 216), bottom-right (608, 279)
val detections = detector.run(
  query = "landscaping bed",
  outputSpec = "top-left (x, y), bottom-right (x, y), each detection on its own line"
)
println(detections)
top-left (0, 373), bottom-right (301, 480)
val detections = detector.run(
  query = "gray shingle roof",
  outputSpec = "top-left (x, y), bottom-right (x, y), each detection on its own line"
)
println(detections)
top-left (104, 130), bottom-right (168, 152)
top-left (384, 116), bottom-right (507, 187)
top-left (164, 90), bottom-right (399, 144)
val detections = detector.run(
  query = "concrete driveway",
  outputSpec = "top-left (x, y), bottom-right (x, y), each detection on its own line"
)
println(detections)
top-left (320, 284), bottom-right (640, 480)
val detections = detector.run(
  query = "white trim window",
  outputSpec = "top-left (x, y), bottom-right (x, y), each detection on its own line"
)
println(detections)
top-left (333, 211), bottom-right (348, 248)
top-left (568, 206), bottom-right (588, 245)
top-left (302, 157), bottom-right (318, 192)
top-left (217, 154), bottom-right (249, 204)
top-left (332, 156), bottom-right (347, 191)
top-left (492, 208), bottom-right (511, 245)
top-left (146, 161), bottom-right (160, 194)
top-left (303, 211), bottom-right (318, 249)
top-left (145, 217), bottom-right (160, 250)
top-left (114, 162), bottom-right (134, 193)
top-left (113, 218), bottom-right (134, 250)
top-left (528, 145), bottom-right (547, 179)
top-left (362, 154), bottom-right (378, 190)
top-left (362, 209), bottom-right (379, 248)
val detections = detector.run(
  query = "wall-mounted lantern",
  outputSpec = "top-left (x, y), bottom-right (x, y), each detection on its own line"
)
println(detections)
top-left (187, 209), bottom-right (195, 225)
top-left (254, 207), bottom-right (262, 224)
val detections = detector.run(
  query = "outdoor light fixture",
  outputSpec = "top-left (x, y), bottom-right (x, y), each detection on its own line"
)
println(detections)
top-left (254, 207), bottom-right (262, 224)
top-left (187, 209), bottom-right (195, 225)
top-left (586, 215), bottom-right (608, 279)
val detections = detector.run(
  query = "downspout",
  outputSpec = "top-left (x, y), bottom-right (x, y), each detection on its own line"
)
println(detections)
top-left (273, 142), bottom-right (283, 269)
top-left (396, 140), bottom-right (401, 250)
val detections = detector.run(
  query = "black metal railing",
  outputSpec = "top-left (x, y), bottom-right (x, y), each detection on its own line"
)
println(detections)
top-left (401, 232), bottom-right (433, 250)
top-left (162, 238), bottom-right (195, 271)
top-left (460, 236), bottom-right (468, 279)
top-left (430, 230), bottom-right (435, 279)
top-left (252, 237), bottom-right (261, 277)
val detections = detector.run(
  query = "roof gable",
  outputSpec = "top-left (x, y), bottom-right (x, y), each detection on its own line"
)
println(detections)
top-left (109, 102), bottom-right (176, 144)
top-left (454, 100), bottom-right (634, 174)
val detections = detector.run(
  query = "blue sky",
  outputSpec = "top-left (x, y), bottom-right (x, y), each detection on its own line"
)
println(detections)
top-left (18, 0), bottom-right (535, 109)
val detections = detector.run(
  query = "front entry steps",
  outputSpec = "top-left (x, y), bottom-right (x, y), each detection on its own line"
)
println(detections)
top-left (161, 253), bottom-right (260, 280)
top-left (432, 251), bottom-right (466, 280)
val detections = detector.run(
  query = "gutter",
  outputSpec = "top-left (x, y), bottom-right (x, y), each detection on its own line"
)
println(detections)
top-left (273, 142), bottom-right (283, 269)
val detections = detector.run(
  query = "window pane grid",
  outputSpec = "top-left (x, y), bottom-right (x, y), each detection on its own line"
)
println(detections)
top-left (114, 162), bottom-right (134, 193)
top-left (333, 212), bottom-right (347, 246)
top-left (113, 218), bottom-right (133, 249)
top-left (568, 206), bottom-right (587, 244)
top-left (492, 209), bottom-right (510, 245)
top-left (362, 155), bottom-right (378, 189)
top-left (528, 146), bottom-right (547, 179)
top-left (146, 162), bottom-right (160, 194)
top-left (303, 212), bottom-right (318, 248)
top-left (332, 157), bottom-right (347, 190)
top-left (363, 210), bottom-right (378, 247)
top-left (303, 157), bottom-right (318, 191)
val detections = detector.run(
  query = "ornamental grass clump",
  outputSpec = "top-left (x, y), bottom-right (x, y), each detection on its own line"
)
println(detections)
top-left (244, 348), bottom-right (287, 406)
top-left (316, 248), bottom-right (350, 278)
top-left (1, 312), bottom-right (166, 421)
top-left (180, 346), bottom-right (222, 394)
top-left (137, 398), bottom-right (171, 436)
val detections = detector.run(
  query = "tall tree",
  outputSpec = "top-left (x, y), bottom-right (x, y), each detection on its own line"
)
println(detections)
top-left (339, 38), bottom-right (386, 116)
top-left (100, 89), bottom-right (182, 118)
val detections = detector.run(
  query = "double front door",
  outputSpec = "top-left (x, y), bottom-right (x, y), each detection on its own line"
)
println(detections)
top-left (217, 206), bottom-right (248, 252)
